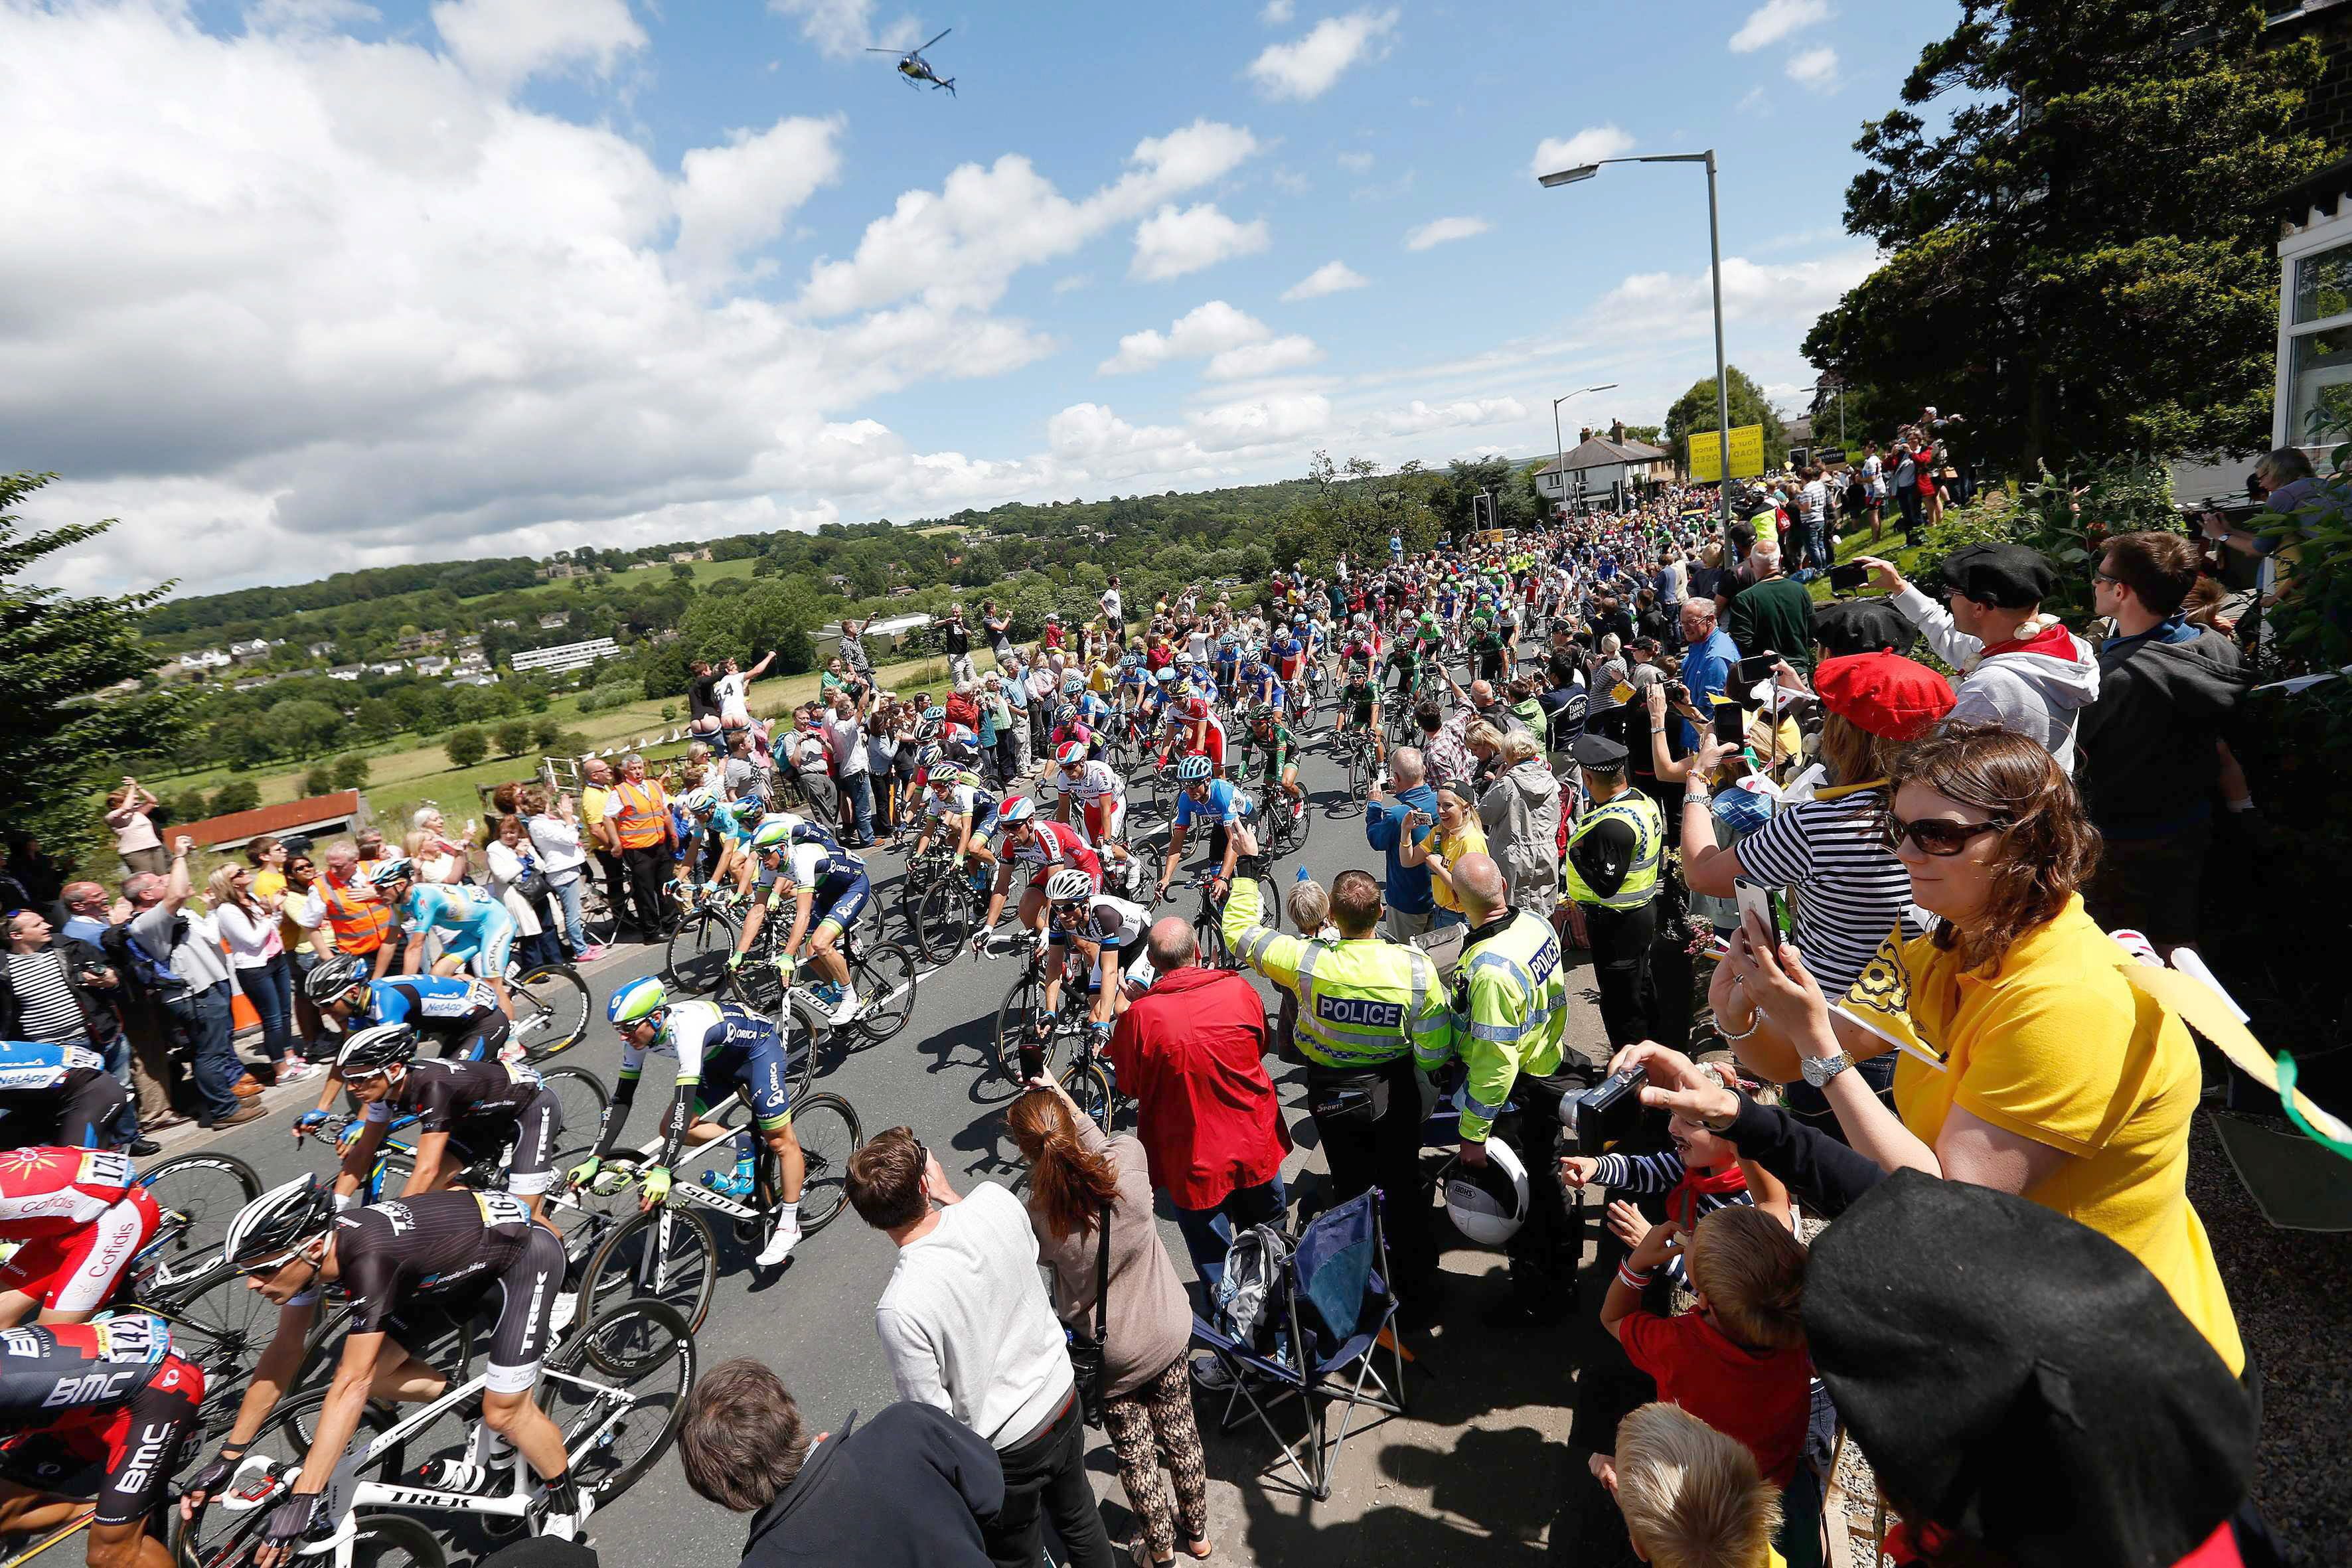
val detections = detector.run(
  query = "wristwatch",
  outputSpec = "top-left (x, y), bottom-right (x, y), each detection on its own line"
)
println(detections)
top-left (1799, 1051), bottom-right (1853, 1089)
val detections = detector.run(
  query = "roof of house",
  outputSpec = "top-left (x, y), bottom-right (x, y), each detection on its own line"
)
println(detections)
top-left (172, 791), bottom-right (364, 849)
top-left (1537, 435), bottom-right (1673, 476)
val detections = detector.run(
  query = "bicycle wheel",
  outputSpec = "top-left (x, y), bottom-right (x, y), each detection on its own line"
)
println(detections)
top-left (723, 953), bottom-right (786, 1016)
top-left (537, 1067), bottom-right (609, 1150)
top-left (909, 878), bottom-right (974, 965)
top-left (544, 1298), bottom-right (696, 1507)
top-left (142, 1273), bottom-right (277, 1445)
top-left (1059, 1058), bottom-right (1114, 1134)
top-left (662, 907), bottom-right (737, 996)
top-left (510, 964), bottom-right (589, 1060)
top-left (991, 972), bottom-right (1050, 1083)
top-left (849, 942), bottom-right (918, 1048)
top-left (1195, 898), bottom-right (1233, 971)
top-left (785, 1093), bottom-right (861, 1235)
top-left (575, 879), bottom-right (620, 949)
top-left (134, 1152), bottom-right (261, 1298)
top-left (580, 1206), bottom-right (718, 1332)
top-left (175, 1393), bottom-right (418, 1568)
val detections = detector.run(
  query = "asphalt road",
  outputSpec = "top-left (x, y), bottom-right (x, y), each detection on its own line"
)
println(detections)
top-left (174, 692), bottom-right (1589, 1567)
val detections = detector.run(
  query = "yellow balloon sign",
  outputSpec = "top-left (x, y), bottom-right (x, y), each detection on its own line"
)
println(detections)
top-left (1686, 423), bottom-right (1765, 483)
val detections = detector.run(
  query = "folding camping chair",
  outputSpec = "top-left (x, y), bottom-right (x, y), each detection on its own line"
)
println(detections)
top-left (1189, 1189), bottom-right (1408, 1501)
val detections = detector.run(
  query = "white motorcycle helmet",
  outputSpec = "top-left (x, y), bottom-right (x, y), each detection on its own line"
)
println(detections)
top-left (1443, 1138), bottom-right (1529, 1247)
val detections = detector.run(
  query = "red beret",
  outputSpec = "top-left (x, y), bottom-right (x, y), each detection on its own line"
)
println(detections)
top-left (1814, 652), bottom-right (1954, 741)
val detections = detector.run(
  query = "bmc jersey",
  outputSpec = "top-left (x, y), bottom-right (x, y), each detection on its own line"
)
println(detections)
top-left (0, 1316), bottom-right (171, 1415)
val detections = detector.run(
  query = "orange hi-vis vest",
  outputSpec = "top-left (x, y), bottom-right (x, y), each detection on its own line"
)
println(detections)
top-left (323, 874), bottom-right (393, 955)
top-left (613, 779), bottom-right (667, 850)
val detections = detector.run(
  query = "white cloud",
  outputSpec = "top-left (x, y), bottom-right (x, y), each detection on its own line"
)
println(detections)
top-left (0, 4), bottom-right (1279, 594)
top-left (671, 117), bottom-right (846, 288)
top-left (1260, 0), bottom-right (1294, 21)
top-left (1729, 0), bottom-right (1830, 52)
top-left (1129, 203), bottom-right (1271, 281)
top-left (1382, 396), bottom-right (1527, 435)
top-left (1046, 393), bottom-right (1332, 477)
top-left (1337, 149), bottom-right (1375, 173)
top-left (1529, 124), bottom-right (1632, 179)
top-left (1052, 273), bottom-right (1093, 294)
top-left (1786, 46), bottom-right (1839, 91)
top-left (1404, 215), bottom-right (1489, 250)
top-left (769, 0), bottom-right (921, 60)
top-left (801, 119), bottom-right (1259, 315)
top-left (1099, 300), bottom-right (1274, 374)
top-left (430, 0), bottom-right (645, 89)
top-left (1207, 335), bottom-right (1322, 380)
top-left (1281, 260), bottom-right (1369, 301)
top-left (1246, 7), bottom-right (1398, 101)
top-left (1587, 248), bottom-right (1876, 343)
top-left (1271, 167), bottom-right (1312, 195)
top-left (1735, 86), bottom-right (1770, 114)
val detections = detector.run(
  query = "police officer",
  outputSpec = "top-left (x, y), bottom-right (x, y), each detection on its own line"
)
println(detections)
top-left (1562, 733), bottom-right (1666, 1047)
top-left (1419, 852), bottom-right (1578, 1324)
top-left (1221, 823), bottom-right (1452, 1304)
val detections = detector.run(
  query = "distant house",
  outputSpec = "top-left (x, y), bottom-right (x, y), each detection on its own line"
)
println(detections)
top-left (366, 660), bottom-right (407, 676)
top-left (485, 617), bottom-right (519, 630)
top-left (629, 560), bottom-right (654, 571)
top-left (306, 641), bottom-right (337, 659)
top-left (327, 665), bottom-right (364, 681)
top-left (668, 548), bottom-right (711, 564)
top-left (510, 637), bottom-right (620, 676)
top-left (232, 675), bottom-right (275, 692)
top-left (826, 574), bottom-right (850, 588)
top-left (178, 648), bottom-right (232, 670)
top-left (538, 613), bottom-right (570, 631)
top-left (536, 563), bottom-right (585, 581)
top-left (453, 633), bottom-right (483, 652)
top-left (227, 639), bottom-right (271, 664)
top-left (172, 791), bottom-right (374, 856)
top-left (1534, 432), bottom-right (1675, 510)
top-left (414, 655), bottom-right (451, 676)
top-left (455, 651), bottom-right (489, 675)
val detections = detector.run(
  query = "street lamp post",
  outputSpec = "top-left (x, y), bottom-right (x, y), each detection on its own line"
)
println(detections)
top-left (1539, 151), bottom-right (1731, 533)
top-left (1551, 382), bottom-right (1618, 520)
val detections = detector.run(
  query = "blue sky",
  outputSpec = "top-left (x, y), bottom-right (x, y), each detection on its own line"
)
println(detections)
top-left (4, 0), bottom-right (1956, 594)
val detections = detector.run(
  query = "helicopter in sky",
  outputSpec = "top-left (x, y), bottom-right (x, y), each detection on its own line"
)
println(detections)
top-left (868, 28), bottom-right (956, 95)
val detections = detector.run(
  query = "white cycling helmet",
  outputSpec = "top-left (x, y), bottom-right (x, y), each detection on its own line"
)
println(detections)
top-left (1443, 1139), bottom-right (1529, 1247)
top-left (679, 786), bottom-right (719, 817)
top-left (1044, 868), bottom-right (1094, 905)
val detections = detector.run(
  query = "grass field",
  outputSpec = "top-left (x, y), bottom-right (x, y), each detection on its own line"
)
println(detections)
top-left (137, 645), bottom-right (979, 836)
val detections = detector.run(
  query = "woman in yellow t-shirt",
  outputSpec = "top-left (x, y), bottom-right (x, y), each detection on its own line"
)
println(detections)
top-left (1715, 723), bottom-right (2243, 1374)
top-left (1397, 779), bottom-right (1488, 927)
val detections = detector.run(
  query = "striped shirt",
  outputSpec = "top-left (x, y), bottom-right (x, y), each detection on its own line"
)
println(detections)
top-left (4, 951), bottom-right (90, 1046)
top-left (1733, 786), bottom-right (1919, 995)
top-left (1590, 1148), bottom-right (1755, 1289)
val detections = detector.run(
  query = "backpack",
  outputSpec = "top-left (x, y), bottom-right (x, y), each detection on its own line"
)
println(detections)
top-left (121, 920), bottom-right (185, 998)
top-left (1214, 1222), bottom-right (1296, 1370)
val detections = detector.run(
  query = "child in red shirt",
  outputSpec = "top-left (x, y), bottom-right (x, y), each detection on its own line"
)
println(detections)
top-left (1603, 1205), bottom-right (1810, 1489)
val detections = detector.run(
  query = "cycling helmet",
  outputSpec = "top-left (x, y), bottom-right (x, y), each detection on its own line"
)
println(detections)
top-left (1044, 868), bottom-right (1093, 906)
top-left (335, 1022), bottom-right (416, 1077)
top-left (367, 857), bottom-right (414, 888)
top-left (1061, 671), bottom-right (1086, 692)
top-left (607, 975), bottom-right (668, 1027)
top-left (304, 955), bottom-right (367, 1004)
top-left (1176, 754), bottom-right (1213, 783)
top-left (922, 704), bottom-right (947, 724)
top-left (1056, 740), bottom-right (1089, 769)
top-left (749, 815), bottom-right (799, 852)
top-left (1250, 706), bottom-right (1276, 727)
top-left (1154, 668), bottom-right (1176, 685)
top-left (1053, 702), bottom-right (1077, 726)
top-left (995, 796), bottom-right (1038, 830)
top-left (226, 1174), bottom-right (336, 1274)
top-left (736, 791), bottom-right (767, 817)
top-left (913, 742), bottom-right (942, 769)
top-left (680, 786), bottom-right (719, 817)
top-left (1443, 1138), bottom-right (1529, 1247)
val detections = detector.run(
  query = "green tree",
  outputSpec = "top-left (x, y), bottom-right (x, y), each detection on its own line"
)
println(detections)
top-left (493, 718), bottom-right (533, 757)
top-left (1, 473), bottom-right (192, 856)
top-left (1804, 0), bottom-right (2331, 469)
top-left (1661, 367), bottom-right (1786, 464)
top-left (445, 726), bottom-right (488, 769)
top-left (331, 753), bottom-right (371, 791)
top-left (302, 763), bottom-right (334, 797)
top-left (669, 562), bottom-right (694, 581)
top-left (210, 779), bottom-right (262, 815)
top-left (272, 698), bottom-right (344, 757)
top-left (354, 696), bottom-right (403, 740)
top-left (530, 716), bottom-right (564, 749)
top-left (163, 788), bottom-right (212, 824)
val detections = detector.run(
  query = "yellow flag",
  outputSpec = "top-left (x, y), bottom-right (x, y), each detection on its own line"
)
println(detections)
top-left (2118, 963), bottom-right (2352, 1146)
top-left (1835, 929), bottom-right (1948, 1072)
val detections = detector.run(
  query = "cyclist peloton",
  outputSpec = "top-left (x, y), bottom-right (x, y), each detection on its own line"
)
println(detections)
top-left (0, 1314), bottom-right (204, 1568)
top-left (1332, 659), bottom-right (1387, 773)
top-left (0, 1041), bottom-right (132, 1153)
top-left (0, 1146), bottom-right (159, 1328)
top-left (728, 816), bottom-right (866, 1028)
top-left (294, 1024), bottom-right (566, 1225)
top-left (1245, 708), bottom-right (1306, 822)
top-left (366, 858), bottom-right (515, 1020)
top-left (911, 767), bottom-right (1002, 876)
top-left (189, 1178), bottom-right (589, 1554)
top-left (573, 977), bottom-right (807, 1269)
top-left (1027, 870), bottom-right (1151, 1075)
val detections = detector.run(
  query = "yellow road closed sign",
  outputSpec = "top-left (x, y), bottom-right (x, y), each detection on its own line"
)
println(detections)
top-left (1686, 424), bottom-right (1764, 483)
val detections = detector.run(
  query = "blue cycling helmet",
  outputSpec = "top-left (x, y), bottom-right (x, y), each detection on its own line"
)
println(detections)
top-left (1176, 754), bottom-right (1213, 783)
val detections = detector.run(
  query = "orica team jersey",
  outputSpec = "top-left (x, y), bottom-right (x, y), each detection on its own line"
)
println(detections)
top-left (400, 883), bottom-right (506, 939)
top-left (622, 999), bottom-right (773, 1085)
top-left (0, 1042), bottom-right (106, 1094)
top-left (1174, 778), bottom-right (1251, 830)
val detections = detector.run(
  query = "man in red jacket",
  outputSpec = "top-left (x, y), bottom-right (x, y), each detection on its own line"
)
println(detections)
top-left (1107, 917), bottom-right (1292, 1290)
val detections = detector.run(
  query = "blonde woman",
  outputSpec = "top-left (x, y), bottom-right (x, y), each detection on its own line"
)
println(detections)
top-left (206, 864), bottom-right (315, 1085)
top-left (1397, 779), bottom-right (1488, 929)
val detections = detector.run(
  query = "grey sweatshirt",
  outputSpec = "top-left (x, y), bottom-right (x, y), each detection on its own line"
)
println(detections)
top-left (1891, 585), bottom-right (2100, 771)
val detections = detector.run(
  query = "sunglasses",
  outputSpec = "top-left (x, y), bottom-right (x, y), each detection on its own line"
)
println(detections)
top-left (1881, 812), bottom-right (2010, 857)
